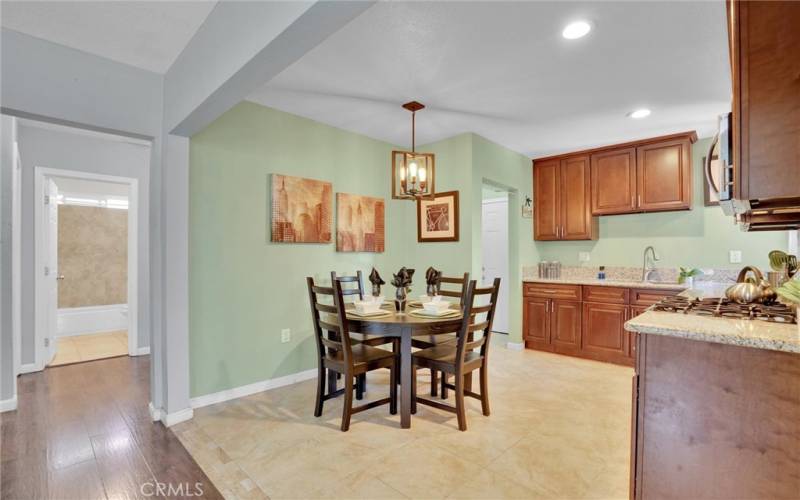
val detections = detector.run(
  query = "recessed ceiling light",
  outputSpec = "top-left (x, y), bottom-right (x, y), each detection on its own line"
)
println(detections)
top-left (562, 21), bottom-right (591, 40)
top-left (627, 108), bottom-right (652, 119)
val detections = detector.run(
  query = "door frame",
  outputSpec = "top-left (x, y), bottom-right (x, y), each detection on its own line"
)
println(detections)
top-left (33, 167), bottom-right (139, 370)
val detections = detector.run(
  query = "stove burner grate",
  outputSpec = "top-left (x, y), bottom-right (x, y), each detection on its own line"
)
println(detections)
top-left (651, 296), bottom-right (797, 324)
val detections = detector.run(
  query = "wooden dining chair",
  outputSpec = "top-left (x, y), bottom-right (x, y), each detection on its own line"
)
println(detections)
top-left (307, 277), bottom-right (397, 431)
top-left (412, 272), bottom-right (470, 397)
top-left (411, 278), bottom-right (500, 431)
top-left (331, 271), bottom-right (397, 399)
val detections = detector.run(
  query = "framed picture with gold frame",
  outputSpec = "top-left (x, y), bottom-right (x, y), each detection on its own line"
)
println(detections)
top-left (416, 190), bottom-right (459, 242)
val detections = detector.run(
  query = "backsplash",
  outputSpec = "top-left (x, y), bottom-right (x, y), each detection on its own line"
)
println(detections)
top-left (522, 265), bottom-right (741, 284)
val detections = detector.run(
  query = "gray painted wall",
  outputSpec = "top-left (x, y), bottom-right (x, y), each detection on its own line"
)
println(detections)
top-left (0, 116), bottom-right (15, 403)
top-left (1, 29), bottom-right (162, 138)
top-left (17, 125), bottom-right (152, 364)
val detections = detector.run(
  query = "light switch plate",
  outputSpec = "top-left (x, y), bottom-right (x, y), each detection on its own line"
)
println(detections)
top-left (729, 250), bottom-right (742, 264)
top-left (578, 252), bottom-right (591, 262)
top-left (281, 328), bottom-right (291, 343)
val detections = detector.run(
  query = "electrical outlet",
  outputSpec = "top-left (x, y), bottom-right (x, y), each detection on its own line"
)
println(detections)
top-left (578, 252), bottom-right (591, 262)
top-left (729, 250), bottom-right (742, 264)
top-left (281, 328), bottom-right (291, 343)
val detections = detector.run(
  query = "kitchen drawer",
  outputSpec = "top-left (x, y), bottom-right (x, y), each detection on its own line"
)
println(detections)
top-left (630, 288), bottom-right (682, 307)
top-left (523, 283), bottom-right (581, 301)
top-left (583, 286), bottom-right (629, 304)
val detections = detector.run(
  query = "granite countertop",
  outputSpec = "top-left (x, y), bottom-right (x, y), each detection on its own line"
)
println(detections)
top-left (523, 277), bottom-right (688, 290)
top-left (625, 283), bottom-right (800, 354)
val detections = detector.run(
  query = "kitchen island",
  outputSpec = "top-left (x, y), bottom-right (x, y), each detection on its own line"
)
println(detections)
top-left (624, 285), bottom-right (800, 499)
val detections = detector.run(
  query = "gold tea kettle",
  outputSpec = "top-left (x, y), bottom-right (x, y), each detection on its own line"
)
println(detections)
top-left (725, 266), bottom-right (778, 304)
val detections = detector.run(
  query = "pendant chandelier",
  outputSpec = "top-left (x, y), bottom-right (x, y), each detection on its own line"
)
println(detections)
top-left (392, 101), bottom-right (435, 200)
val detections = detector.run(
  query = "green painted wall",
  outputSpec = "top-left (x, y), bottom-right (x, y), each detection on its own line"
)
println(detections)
top-left (392, 133), bottom-right (533, 343)
top-left (190, 102), bottom-right (789, 398)
top-left (189, 102), bottom-right (408, 397)
top-left (534, 137), bottom-right (790, 271)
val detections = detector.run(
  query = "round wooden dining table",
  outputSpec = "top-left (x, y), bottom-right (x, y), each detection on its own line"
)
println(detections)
top-left (329, 304), bottom-right (463, 429)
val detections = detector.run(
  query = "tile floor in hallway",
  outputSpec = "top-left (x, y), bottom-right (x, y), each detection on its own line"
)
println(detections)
top-left (50, 330), bottom-right (128, 366)
top-left (173, 347), bottom-right (634, 499)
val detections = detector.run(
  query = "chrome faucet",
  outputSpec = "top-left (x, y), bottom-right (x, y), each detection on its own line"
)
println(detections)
top-left (642, 246), bottom-right (660, 282)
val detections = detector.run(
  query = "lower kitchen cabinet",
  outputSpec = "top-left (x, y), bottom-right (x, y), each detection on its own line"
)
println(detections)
top-left (551, 300), bottom-right (582, 355)
top-left (523, 297), bottom-right (550, 350)
top-left (523, 282), bottom-right (682, 366)
top-left (582, 302), bottom-right (629, 364)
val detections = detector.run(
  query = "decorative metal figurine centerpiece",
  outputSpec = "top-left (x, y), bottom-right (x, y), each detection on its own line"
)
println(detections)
top-left (425, 266), bottom-right (442, 297)
top-left (391, 267), bottom-right (415, 312)
top-left (368, 267), bottom-right (385, 298)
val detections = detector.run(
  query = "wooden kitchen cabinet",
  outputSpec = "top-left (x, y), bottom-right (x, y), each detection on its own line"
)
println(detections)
top-left (560, 156), bottom-right (595, 240)
top-left (730, 0), bottom-right (800, 207)
top-left (636, 138), bottom-right (693, 212)
top-left (533, 159), bottom-right (560, 240)
top-left (523, 297), bottom-right (551, 351)
top-left (631, 334), bottom-right (800, 499)
top-left (536, 132), bottom-right (696, 219)
top-left (589, 133), bottom-right (696, 215)
top-left (523, 283), bottom-right (682, 366)
top-left (551, 300), bottom-right (582, 356)
top-left (590, 147), bottom-right (637, 215)
top-left (582, 302), bottom-right (629, 364)
top-left (533, 156), bottom-right (596, 241)
top-left (628, 306), bottom-right (649, 359)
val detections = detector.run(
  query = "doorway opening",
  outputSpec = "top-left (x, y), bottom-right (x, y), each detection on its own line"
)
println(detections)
top-left (481, 183), bottom-right (510, 334)
top-left (35, 168), bottom-right (138, 367)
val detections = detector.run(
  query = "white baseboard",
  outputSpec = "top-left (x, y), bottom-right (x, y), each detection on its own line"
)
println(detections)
top-left (163, 408), bottom-right (194, 427)
top-left (19, 362), bottom-right (40, 374)
top-left (0, 396), bottom-right (18, 413)
top-left (134, 346), bottom-right (150, 356)
top-left (148, 402), bottom-right (162, 421)
top-left (190, 368), bottom-right (317, 410)
top-left (57, 304), bottom-right (128, 337)
top-left (506, 341), bottom-right (524, 351)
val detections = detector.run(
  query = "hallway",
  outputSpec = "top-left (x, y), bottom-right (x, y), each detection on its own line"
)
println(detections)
top-left (1, 356), bottom-right (221, 499)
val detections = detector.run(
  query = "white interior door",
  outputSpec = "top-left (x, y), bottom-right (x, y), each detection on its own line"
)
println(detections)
top-left (45, 178), bottom-right (59, 363)
top-left (482, 198), bottom-right (509, 333)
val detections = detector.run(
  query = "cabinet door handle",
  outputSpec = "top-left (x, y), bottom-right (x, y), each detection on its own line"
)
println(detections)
top-left (637, 194), bottom-right (641, 207)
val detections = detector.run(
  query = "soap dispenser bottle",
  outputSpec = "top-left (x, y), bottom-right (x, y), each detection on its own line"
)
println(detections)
top-left (598, 266), bottom-right (606, 280)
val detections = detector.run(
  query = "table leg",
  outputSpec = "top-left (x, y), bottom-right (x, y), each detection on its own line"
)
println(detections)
top-left (400, 328), bottom-right (412, 429)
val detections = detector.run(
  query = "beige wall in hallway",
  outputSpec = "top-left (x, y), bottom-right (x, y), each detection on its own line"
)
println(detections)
top-left (58, 205), bottom-right (127, 308)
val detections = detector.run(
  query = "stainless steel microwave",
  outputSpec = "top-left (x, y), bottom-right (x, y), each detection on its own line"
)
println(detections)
top-left (704, 112), bottom-right (750, 216)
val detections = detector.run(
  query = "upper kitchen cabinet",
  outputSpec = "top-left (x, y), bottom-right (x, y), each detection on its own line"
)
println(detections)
top-left (533, 159), bottom-right (561, 240)
top-left (730, 0), bottom-right (800, 208)
top-left (590, 147), bottom-right (637, 215)
top-left (535, 132), bottom-right (696, 222)
top-left (636, 137), bottom-right (693, 212)
top-left (592, 133), bottom-right (696, 215)
top-left (533, 155), bottom-right (597, 241)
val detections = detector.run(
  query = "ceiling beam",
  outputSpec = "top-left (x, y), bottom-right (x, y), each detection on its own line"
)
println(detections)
top-left (164, 1), bottom-right (376, 137)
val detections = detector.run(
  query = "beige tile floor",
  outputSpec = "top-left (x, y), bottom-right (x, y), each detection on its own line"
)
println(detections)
top-left (49, 330), bottom-right (128, 366)
top-left (173, 345), bottom-right (634, 499)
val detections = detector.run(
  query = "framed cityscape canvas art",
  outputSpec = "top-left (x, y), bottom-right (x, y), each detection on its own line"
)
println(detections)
top-left (417, 190), bottom-right (459, 242)
top-left (270, 174), bottom-right (332, 243)
top-left (336, 193), bottom-right (385, 252)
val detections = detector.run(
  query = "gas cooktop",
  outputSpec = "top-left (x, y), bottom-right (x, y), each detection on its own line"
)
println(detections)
top-left (651, 296), bottom-right (797, 324)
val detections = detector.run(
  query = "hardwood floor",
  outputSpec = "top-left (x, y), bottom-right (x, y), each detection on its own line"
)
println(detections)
top-left (1, 356), bottom-right (222, 499)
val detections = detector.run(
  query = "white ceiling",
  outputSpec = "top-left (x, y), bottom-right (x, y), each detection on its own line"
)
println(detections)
top-left (248, 1), bottom-right (732, 158)
top-left (0, 1), bottom-right (217, 73)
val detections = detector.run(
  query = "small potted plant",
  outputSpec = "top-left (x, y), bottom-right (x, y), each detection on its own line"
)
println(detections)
top-left (776, 275), bottom-right (800, 332)
top-left (678, 267), bottom-right (701, 288)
